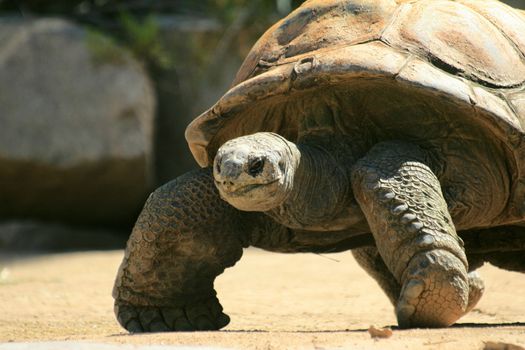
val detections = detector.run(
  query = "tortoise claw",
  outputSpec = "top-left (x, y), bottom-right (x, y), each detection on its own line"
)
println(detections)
top-left (115, 296), bottom-right (230, 332)
top-left (126, 319), bottom-right (144, 333)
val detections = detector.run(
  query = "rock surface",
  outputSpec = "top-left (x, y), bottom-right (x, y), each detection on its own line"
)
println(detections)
top-left (0, 18), bottom-right (155, 227)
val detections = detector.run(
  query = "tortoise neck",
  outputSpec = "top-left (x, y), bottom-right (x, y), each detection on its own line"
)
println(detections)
top-left (266, 142), bottom-right (359, 230)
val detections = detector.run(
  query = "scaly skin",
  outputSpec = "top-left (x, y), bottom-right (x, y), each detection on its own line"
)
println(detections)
top-left (351, 142), bottom-right (470, 328)
top-left (112, 166), bottom-right (348, 332)
top-left (114, 132), bottom-right (525, 332)
top-left (352, 246), bottom-right (484, 316)
top-left (113, 168), bottom-right (249, 332)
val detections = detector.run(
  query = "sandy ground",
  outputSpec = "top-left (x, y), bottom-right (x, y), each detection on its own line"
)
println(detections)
top-left (1, 248), bottom-right (525, 349)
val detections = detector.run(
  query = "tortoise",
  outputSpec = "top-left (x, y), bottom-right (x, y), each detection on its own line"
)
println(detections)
top-left (113, 0), bottom-right (525, 331)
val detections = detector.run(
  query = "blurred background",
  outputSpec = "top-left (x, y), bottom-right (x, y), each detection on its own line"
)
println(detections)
top-left (0, 0), bottom-right (523, 252)
top-left (0, 0), bottom-right (306, 251)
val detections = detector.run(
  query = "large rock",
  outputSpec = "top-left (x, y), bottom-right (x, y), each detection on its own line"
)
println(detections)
top-left (0, 18), bottom-right (155, 227)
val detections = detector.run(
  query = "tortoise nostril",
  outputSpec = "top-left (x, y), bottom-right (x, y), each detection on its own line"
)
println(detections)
top-left (220, 159), bottom-right (243, 179)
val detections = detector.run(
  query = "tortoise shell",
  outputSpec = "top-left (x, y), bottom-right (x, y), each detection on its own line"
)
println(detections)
top-left (186, 0), bottom-right (525, 219)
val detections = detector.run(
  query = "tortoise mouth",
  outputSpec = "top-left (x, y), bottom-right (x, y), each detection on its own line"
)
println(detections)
top-left (219, 178), bottom-right (281, 197)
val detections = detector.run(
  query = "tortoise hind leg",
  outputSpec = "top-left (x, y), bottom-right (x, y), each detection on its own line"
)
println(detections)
top-left (463, 226), bottom-right (525, 273)
top-left (352, 247), bottom-right (400, 305)
top-left (351, 142), bottom-right (470, 328)
top-left (470, 251), bottom-right (525, 273)
top-left (113, 168), bottom-right (249, 332)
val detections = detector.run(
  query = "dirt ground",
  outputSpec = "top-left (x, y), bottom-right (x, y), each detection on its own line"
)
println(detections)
top-left (1, 248), bottom-right (524, 349)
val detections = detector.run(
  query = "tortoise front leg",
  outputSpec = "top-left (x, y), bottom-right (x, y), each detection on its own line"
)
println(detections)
top-left (353, 246), bottom-right (484, 318)
top-left (351, 142), bottom-right (470, 328)
top-left (113, 168), bottom-right (250, 332)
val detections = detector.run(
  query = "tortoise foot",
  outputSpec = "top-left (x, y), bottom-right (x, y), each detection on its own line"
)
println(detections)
top-left (395, 250), bottom-right (469, 328)
top-left (465, 271), bottom-right (484, 313)
top-left (115, 296), bottom-right (230, 333)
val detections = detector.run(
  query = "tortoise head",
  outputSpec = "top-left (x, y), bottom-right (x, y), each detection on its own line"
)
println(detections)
top-left (213, 132), bottom-right (299, 212)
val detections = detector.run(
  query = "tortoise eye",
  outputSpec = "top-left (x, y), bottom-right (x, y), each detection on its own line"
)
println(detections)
top-left (248, 157), bottom-right (265, 176)
top-left (215, 156), bottom-right (222, 174)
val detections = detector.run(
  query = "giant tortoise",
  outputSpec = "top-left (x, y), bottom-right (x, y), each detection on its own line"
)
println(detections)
top-left (113, 0), bottom-right (525, 330)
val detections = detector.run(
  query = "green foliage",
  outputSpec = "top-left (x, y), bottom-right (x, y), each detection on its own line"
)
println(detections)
top-left (118, 13), bottom-right (174, 69)
top-left (86, 28), bottom-right (127, 65)
top-left (211, 0), bottom-right (275, 23)
top-left (86, 11), bottom-right (176, 70)
top-left (1, 1), bottom-right (306, 70)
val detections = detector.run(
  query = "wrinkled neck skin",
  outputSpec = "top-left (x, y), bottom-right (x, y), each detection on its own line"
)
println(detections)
top-left (266, 141), bottom-right (366, 231)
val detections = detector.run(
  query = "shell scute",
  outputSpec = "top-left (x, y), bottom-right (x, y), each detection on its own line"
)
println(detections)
top-left (382, 0), bottom-right (525, 87)
top-left (469, 86), bottom-right (523, 147)
top-left (233, 0), bottom-right (397, 85)
top-left (395, 58), bottom-right (472, 105)
top-left (454, 0), bottom-right (525, 58)
top-left (290, 41), bottom-right (408, 91)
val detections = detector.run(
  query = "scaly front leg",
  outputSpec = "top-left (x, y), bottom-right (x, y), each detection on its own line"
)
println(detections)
top-left (113, 168), bottom-right (249, 332)
top-left (351, 142), bottom-right (471, 328)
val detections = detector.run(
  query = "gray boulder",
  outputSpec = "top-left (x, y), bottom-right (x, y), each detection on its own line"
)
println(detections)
top-left (0, 18), bottom-right (155, 227)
